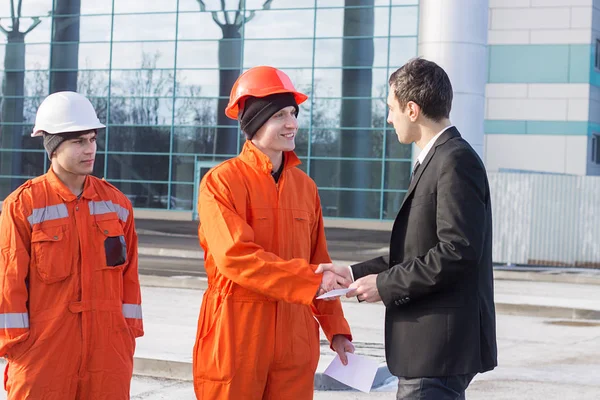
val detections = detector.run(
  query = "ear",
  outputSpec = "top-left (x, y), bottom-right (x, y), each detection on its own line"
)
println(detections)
top-left (406, 101), bottom-right (420, 122)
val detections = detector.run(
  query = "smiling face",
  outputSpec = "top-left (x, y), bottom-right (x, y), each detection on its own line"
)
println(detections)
top-left (52, 130), bottom-right (97, 176)
top-left (251, 105), bottom-right (298, 157)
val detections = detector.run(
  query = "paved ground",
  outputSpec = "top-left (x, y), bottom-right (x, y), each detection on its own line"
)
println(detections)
top-left (136, 219), bottom-right (600, 286)
top-left (127, 374), bottom-right (600, 400)
top-left (0, 278), bottom-right (598, 399)
top-left (136, 218), bottom-right (390, 270)
top-left (131, 218), bottom-right (600, 399)
top-left (138, 255), bottom-right (206, 277)
top-left (130, 306), bottom-right (600, 399)
top-left (129, 279), bottom-right (600, 399)
top-left (134, 219), bottom-right (391, 244)
top-left (2, 218), bottom-right (600, 398)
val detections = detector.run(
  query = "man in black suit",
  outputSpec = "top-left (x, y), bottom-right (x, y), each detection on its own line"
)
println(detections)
top-left (317, 58), bottom-right (497, 399)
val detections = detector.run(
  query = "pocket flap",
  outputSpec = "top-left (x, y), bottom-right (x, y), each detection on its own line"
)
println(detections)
top-left (31, 226), bottom-right (64, 243)
top-left (96, 219), bottom-right (125, 237)
top-left (249, 208), bottom-right (272, 221)
top-left (292, 209), bottom-right (311, 223)
top-left (410, 193), bottom-right (435, 208)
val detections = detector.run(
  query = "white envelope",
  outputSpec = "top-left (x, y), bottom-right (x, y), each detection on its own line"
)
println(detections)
top-left (323, 353), bottom-right (380, 393)
top-left (316, 288), bottom-right (354, 300)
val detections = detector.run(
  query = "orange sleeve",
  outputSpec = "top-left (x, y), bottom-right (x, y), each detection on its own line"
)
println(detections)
top-left (198, 174), bottom-right (321, 306)
top-left (0, 196), bottom-right (31, 357)
top-left (309, 191), bottom-right (353, 344)
top-left (121, 200), bottom-right (143, 338)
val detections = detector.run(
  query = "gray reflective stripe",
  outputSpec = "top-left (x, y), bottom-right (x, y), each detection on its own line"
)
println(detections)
top-left (0, 313), bottom-right (29, 329)
top-left (89, 201), bottom-right (129, 222)
top-left (27, 204), bottom-right (68, 226)
top-left (122, 304), bottom-right (142, 320)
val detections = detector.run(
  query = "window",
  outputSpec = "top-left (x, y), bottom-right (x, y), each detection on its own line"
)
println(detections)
top-left (592, 134), bottom-right (600, 164)
top-left (596, 40), bottom-right (600, 70)
top-left (0, 2), bottom-right (420, 219)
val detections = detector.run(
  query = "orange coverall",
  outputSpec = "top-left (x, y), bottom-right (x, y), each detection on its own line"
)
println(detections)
top-left (194, 141), bottom-right (352, 399)
top-left (0, 169), bottom-right (143, 399)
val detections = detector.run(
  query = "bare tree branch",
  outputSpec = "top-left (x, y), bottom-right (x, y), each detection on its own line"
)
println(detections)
top-left (24, 17), bottom-right (41, 35)
top-left (0, 18), bottom-right (10, 35)
top-left (221, 0), bottom-right (231, 25)
top-left (233, 0), bottom-right (243, 26)
top-left (17, 0), bottom-right (23, 18)
top-left (263, 0), bottom-right (274, 10)
top-left (233, 12), bottom-right (241, 26)
top-left (244, 10), bottom-right (256, 24)
top-left (211, 12), bottom-right (224, 28)
top-left (10, 0), bottom-right (17, 30)
top-left (198, 0), bottom-right (224, 28)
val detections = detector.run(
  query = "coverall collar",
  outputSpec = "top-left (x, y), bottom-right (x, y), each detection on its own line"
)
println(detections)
top-left (46, 168), bottom-right (99, 202)
top-left (239, 140), bottom-right (301, 175)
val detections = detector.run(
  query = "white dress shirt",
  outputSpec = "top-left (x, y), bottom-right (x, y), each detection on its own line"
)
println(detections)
top-left (416, 125), bottom-right (454, 165)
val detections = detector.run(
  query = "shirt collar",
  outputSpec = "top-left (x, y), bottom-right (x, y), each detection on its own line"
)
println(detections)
top-left (46, 168), bottom-right (98, 202)
top-left (416, 125), bottom-right (454, 165)
top-left (239, 140), bottom-right (301, 175)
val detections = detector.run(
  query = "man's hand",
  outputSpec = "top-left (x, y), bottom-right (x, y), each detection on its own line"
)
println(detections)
top-left (315, 264), bottom-right (353, 298)
top-left (315, 270), bottom-right (352, 297)
top-left (315, 263), bottom-right (352, 282)
top-left (347, 274), bottom-right (381, 303)
top-left (331, 334), bottom-right (355, 366)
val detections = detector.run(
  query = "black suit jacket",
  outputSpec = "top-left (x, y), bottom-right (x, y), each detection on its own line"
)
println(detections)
top-left (352, 127), bottom-right (497, 378)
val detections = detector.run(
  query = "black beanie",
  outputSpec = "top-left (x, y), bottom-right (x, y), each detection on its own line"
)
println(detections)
top-left (239, 93), bottom-right (299, 139)
top-left (43, 130), bottom-right (92, 160)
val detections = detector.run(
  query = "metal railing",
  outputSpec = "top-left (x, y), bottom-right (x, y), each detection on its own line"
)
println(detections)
top-left (490, 171), bottom-right (600, 268)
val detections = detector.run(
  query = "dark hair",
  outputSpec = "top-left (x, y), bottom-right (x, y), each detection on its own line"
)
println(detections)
top-left (388, 57), bottom-right (453, 122)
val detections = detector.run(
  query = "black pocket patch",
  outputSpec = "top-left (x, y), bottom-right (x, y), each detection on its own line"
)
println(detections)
top-left (104, 236), bottom-right (127, 266)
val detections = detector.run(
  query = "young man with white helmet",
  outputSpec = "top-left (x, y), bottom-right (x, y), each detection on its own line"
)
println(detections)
top-left (0, 91), bottom-right (143, 399)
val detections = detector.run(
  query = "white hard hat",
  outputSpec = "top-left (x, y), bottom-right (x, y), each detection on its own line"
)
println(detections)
top-left (31, 91), bottom-right (106, 137)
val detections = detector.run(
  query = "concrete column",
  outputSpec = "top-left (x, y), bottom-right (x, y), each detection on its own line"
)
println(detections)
top-left (418, 0), bottom-right (489, 160)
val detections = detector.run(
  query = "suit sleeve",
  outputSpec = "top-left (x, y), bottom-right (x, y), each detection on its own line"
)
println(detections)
top-left (199, 174), bottom-right (321, 306)
top-left (309, 191), bottom-right (352, 344)
top-left (0, 197), bottom-right (31, 358)
top-left (351, 255), bottom-right (389, 280)
top-left (376, 148), bottom-right (488, 308)
top-left (121, 200), bottom-right (143, 338)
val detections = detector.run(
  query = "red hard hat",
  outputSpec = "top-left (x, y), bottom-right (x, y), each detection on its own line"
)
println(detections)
top-left (225, 66), bottom-right (308, 120)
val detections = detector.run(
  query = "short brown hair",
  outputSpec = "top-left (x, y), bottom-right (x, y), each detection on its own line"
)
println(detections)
top-left (388, 58), bottom-right (453, 122)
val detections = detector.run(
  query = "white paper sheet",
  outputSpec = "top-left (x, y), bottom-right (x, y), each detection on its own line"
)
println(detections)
top-left (316, 288), bottom-right (354, 299)
top-left (323, 353), bottom-right (380, 393)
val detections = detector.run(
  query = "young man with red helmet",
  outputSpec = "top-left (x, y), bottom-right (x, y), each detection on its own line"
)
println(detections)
top-left (193, 66), bottom-right (354, 399)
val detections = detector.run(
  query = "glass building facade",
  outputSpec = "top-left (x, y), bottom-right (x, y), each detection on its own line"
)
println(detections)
top-left (0, 0), bottom-right (419, 220)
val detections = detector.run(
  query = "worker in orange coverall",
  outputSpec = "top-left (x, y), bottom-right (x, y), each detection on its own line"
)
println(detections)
top-left (193, 66), bottom-right (355, 399)
top-left (0, 91), bottom-right (143, 399)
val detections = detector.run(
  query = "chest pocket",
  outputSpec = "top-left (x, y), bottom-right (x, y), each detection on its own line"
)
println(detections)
top-left (31, 225), bottom-right (72, 284)
top-left (291, 209), bottom-right (313, 260)
top-left (409, 192), bottom-right (435, 208)
top-left (95, 219), bottom-right (127, 270)
top-left (249, 208), bottom-right (274, 252)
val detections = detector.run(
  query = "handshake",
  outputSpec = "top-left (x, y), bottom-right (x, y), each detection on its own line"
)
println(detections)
top-left (314, 263), bottom-right (353, 299)
top-left (314, 263), bottom-right (381, 303)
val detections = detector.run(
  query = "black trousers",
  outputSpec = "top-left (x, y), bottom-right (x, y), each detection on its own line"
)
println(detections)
top-left (396, 373), bottom-right (476, 400)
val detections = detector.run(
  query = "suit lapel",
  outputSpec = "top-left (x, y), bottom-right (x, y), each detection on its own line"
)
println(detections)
top-left (399, 147), bottom-right (436, 211)
top-left (398, 127), bottom-right (461, 211)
